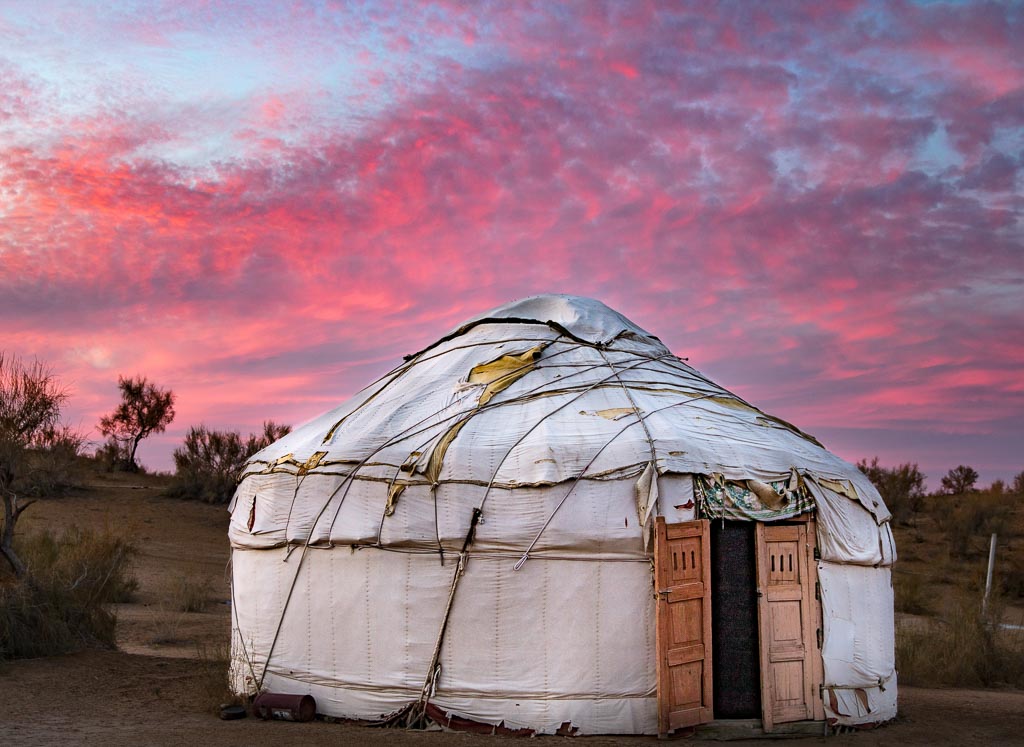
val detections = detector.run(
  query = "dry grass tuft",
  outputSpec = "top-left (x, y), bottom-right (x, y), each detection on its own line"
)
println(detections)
top-left (168, 573), bottom-right (213, 613)
top-left (148, 602), bottom-right (186, 645)
top-left (897, 592), bottom-right (1024, 688)
top-left (893, 570), bottom-right (933, 616)
top-left (194, 635), bottom-right (244, 714)
top-left (147, 574), bottom-right (214, 644)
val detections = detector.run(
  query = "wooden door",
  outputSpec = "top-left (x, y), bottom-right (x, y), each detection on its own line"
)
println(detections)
top-left (654, 517), bottom-right (713, 736)
top-left (755, 520), bottom-right (824, 731)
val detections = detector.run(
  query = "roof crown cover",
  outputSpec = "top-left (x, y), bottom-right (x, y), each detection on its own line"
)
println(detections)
top-left (436, 294), bottom-right (668, 349)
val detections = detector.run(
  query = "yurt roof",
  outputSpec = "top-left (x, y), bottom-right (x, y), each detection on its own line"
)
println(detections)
top-left (234, 295), bottom-right (889, 545)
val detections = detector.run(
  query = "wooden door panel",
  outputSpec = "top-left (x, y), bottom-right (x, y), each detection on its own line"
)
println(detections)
top-left (655, 517), bottom-right (713, 736)
top-left (669, 662), bottom-right (703, 711)
top-left (757, 520), bottom-right (822, 732)
top-left (768, 599), bottom-right (805, 650)
top-left (666, 536), bottom-right (702, 584)
top-left (666, 646), bottom-right (705, 667)
top-left (768, 540), bottom-right (801, 583)
top-left (772, 660), bottom-right (805, 697)
top-left (669, 597), bottom-right (704, 647)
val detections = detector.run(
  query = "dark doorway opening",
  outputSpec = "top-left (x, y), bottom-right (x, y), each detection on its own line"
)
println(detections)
top-left (710, 520), bottom-right (761, 719)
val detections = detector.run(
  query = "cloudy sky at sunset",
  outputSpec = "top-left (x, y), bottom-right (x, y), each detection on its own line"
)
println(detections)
top-left (1, 1), bottom-right (1021, 486)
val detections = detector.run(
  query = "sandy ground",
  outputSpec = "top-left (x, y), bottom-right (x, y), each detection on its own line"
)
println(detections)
top-left (3, 652), bottom-right (1023, 747)
top-left (3, 472), bottom-right (1023, 746)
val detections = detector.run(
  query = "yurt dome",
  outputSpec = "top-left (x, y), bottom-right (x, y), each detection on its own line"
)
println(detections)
top-left (228, 294), bottom-right (897, 736)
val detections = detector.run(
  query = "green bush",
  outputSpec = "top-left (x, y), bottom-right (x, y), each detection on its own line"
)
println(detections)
top-left (0, 527), bottom-right (138, 660)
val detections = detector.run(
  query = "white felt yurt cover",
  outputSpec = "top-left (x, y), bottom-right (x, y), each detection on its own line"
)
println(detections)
top-left (228, 294), bottom-right (897, 734)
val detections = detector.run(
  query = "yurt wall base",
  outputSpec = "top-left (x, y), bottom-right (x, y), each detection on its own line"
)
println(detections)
top-left (232, 545), bottom-right (660, 734)
top-left (818, 562), bottom-right (898, 725)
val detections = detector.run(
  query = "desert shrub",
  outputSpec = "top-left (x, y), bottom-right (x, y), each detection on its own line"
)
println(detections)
top-left (93, 436), bottom-right (129, 472)
top-left (168, 426), bottom-right (243, 503)
top-left (169, 421), bottom-right (290, 504)
top-left (1013, 470), bottom-right (1024, 496)
top-left (14, 426), bottom-right (88, 497)
top-left (0, 527), bottom-right (138, 660)
top-left (17, 527), bottom-right (139, 603)
top-left (893, 570), bottom-right (932, 615)
top-left (933, 493), bottom-right (1016, 558)
top-left (1000, 553), bottom-right (1024, 599)
top-left (942, 515), bottom-right (974, 558)
top-left (856, 458), bottom-right (925, 526)
top-left (897, 593), bottom-right (1024, 688)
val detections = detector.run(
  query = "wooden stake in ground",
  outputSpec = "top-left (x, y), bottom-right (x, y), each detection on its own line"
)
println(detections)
top-left (983, 532), bottom-right (997, 616)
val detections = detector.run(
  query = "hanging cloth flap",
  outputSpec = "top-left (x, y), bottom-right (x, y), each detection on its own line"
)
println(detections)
top-left (635, 461), bottom-right (659, 550)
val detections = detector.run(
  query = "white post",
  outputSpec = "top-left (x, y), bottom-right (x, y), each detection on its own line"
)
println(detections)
top-left (983, 533), bottom-right (997, 616)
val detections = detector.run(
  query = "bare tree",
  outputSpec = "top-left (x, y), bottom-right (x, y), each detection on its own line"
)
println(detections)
top-left (0, 353), bottom-right (69, 578)
top-left (98, 375), bottom-right (176, 472)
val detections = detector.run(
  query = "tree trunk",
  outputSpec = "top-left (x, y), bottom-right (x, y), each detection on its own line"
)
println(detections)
top-left (1, 491), bottom-right (33, 579)
top-left (129, 435), bottom-right (142, 472)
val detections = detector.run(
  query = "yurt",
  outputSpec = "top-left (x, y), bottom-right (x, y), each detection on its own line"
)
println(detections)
top-left (228, 294), bottom-right (897, 736)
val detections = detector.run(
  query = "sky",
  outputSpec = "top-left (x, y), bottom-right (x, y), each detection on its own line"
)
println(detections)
top-left (0, 1), bottom-right (1021, 488)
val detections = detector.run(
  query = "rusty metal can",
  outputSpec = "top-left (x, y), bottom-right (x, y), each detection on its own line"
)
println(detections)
top-left (251, 692), bottom-right (316, 722)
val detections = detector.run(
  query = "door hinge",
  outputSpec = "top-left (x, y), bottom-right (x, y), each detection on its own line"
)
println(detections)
top-left (815, 581), bottom-right (821, 601)
top-left (813, 546), bottom-right (821, 560)
top-left (816, 628), bottom-right (823, 649)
